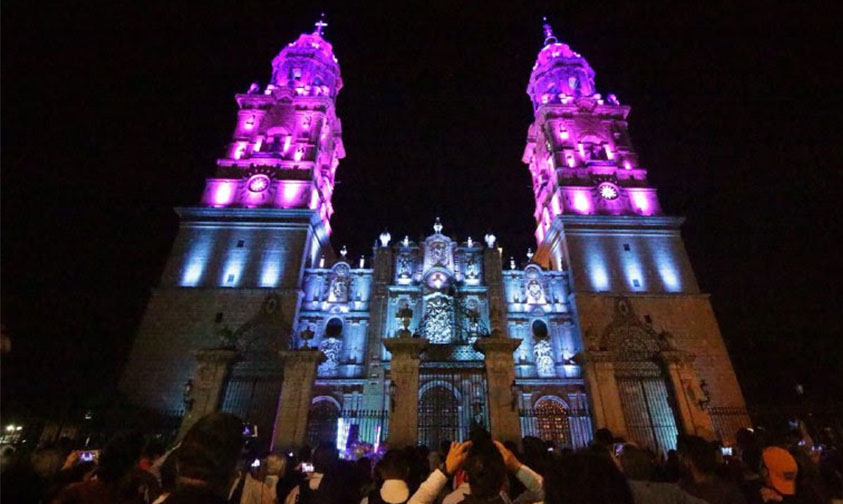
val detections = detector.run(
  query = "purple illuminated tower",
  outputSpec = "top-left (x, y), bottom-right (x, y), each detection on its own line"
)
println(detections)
top-left (119, 19), bottom-right (346, 439)
top-left (523, 20), bottom-right (749, 447)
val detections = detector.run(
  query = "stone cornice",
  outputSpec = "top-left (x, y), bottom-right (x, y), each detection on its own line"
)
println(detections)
top-left (382, 337), bottom-right (428, 357)
top-left (559, 215), bottom-right (685, 232)
top-left (194, 347), bottom-right (239, 363)
top-left (474, 337), bottom-right (522, 355)
top-left (278, 348), bottom-right (326, 364)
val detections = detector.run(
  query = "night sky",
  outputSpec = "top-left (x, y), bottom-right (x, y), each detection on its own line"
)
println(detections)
top-left (2, 1), bottom-right (841, 421)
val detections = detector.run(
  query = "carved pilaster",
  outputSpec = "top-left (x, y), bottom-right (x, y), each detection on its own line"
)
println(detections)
top-left (475, 338), bottom-right (522, 443)
top-left (576, 350), bottom-right (627, 438)
top-left (178, 347), bottom-right (238, 439)
top-left (272, 349), bottom-right (325, 450)
top-left (383, 337), bottom-right (428, 448)
top-left (660, 351), bottom-right (715, 439)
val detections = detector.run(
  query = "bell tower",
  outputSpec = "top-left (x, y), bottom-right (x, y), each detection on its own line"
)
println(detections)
top-left (522, 20), bottom-right (749, 445)
top-left (120, 18), bottom-right (346, 416)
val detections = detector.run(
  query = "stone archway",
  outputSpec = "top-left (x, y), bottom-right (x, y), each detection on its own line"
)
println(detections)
top-left (305, 397), bottom-right (340, 447)
top-left (599, 298), bottom-right (680, 454)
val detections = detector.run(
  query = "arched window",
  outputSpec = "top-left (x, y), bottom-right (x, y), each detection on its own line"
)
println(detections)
top-left (532, 320), bottom-right (549, 339)
top-left (325, 317), bottom-right (343, 338)
top-left (306, 398), bottom-right (339, 446)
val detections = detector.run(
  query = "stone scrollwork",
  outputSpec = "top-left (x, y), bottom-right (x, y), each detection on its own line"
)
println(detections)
top-left (318, 337), bottom-right (342, 376)
top-left (533, 339), bottom-right (555, 377)
top-left (421, 294), bottom-right (454, 344)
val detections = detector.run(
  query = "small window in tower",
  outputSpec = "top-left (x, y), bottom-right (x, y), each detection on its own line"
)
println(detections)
top-left (237, 240), bottom-right (245, 248)
top-left (215, 312), bottom-right (224, 323)
top-left (623, 243), bottom-right (630, 251)
top-left (227, 274), bottom-right (235, 283)
top-left (292, 67), bottom-right (302, 79)
top-left (633, 279), bottom-right (640, 288)
top-left (644, 315), bottom-right (652, 324)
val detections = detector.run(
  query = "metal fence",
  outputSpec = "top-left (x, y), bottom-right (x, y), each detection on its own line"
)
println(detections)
top-left (306, 408), bottom-right (389, 448)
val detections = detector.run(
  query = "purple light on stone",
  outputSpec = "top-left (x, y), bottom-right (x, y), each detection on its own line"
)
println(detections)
top-left (283, 135), bottom-right (292, 153)
top-left (571, 190), bottom-right (592, 214)
top-left (630, 190), bottom-right (652, 215)
top-left (623, 159), bottom-right (632, 170)
top-left (559, 127), bottom-right (569, 140)
top-left (294, 146), bottom-right (304, 162)
top-left (207, 180), bottom-right (237, 207)
top-left (308, 189), bottom-right (319, 210)
top-left (277, 181), bottom-right (308, 208)
top-left (578, 142), bottom-right (586, 158)
top-left (604, 143), bottom-right (614, 160)
top-left (233, 141), bottom-right (247, 160)
top-left (566, 153), bottom-right (575, 168)
top-left (244, 115), bottom-right (255, 130)
top-left (551, 193), bottom-right (562, 216)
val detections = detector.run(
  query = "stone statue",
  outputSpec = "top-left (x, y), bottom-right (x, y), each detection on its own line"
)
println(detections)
top-left (466, 256), bottom-right (478, 279)
top-left (533, 339), bottom-right (555, 377)
top-left (318, 337), bottom-right (342, 376)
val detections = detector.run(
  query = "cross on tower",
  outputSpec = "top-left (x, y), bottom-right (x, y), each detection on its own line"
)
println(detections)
top-left (314, 13), bottom-right (328, 36)
top-left (542, 16), bottom-right (558, 46)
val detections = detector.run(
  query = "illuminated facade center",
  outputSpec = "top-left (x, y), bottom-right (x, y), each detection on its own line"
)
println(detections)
top-left (120, 18), bottom-right (749, 454)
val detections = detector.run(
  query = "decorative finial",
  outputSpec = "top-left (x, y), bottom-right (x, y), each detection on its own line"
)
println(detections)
top-left (510, 257), bottom-right (517, 270)
top-left (433, 217), bottom-right (443, 234)
top-left (402, 235), bottom-right (410, 247)
top-left (314, 13), bottom-right (328, 36)
top-left (379, 230), bottom-right (392, 247)
top-left (526, 248), bottom-right (534, 261)
top-left (484, 232), bottom-right (497, 248)
top-left (340, 245), bottom-right (348, 258)
top-left (466, 237), bottom-right (474, 248)
top-left (542, 16), bottom-right (558, 46)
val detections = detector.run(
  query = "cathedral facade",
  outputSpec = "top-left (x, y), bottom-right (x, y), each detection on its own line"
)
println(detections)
top-left (119, 19), bottom-right (749, 453)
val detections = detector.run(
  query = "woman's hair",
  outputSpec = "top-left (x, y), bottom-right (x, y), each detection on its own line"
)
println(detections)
top-left (544, 451), bottom-right (634, 504)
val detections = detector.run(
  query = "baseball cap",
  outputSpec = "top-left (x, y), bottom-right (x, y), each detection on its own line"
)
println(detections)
top-left (762, 447), bottom-right (798, 495)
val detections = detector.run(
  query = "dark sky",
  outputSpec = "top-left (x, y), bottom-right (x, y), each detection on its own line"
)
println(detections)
top-left (2, 1), bottom-right (842, 420)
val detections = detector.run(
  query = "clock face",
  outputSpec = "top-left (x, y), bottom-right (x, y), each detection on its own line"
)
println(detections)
top-left (599, 183), bottom-right (619, 200)
top-left (247, 175), bottom-right (270, 193)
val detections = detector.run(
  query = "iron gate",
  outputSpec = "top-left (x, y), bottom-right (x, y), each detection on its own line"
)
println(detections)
top-left (219, 364), bottom-right (283, 448)
top-left (418, 365), bottom-right (488, 449)
top-left (616, 362), bottom-right (679, 454)
top-left (305, 400), bottom-right (340, 447)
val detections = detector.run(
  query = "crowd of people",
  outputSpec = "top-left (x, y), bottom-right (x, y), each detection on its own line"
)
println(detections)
top-left (1, 412), bottom-right (841, 504)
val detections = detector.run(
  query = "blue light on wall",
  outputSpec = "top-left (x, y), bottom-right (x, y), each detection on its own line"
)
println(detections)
top-left (623, 256), bottom-right (645, 291)
top-left (587, 254), bottom-right (610, 291)
top-left (181, 238), bottom-right (212, 287)
top-left (656, 251), bottom-right (682, 292)
top-left (182, 261), bottom-right (204, 287)
top-left (222, 257), bottom-right (244, 287)
top-left (260, 259), bottom-right (281, 288)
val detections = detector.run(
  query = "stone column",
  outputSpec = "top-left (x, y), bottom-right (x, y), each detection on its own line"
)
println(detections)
top-left (475, 338), bottom-right (522, 443)
top-left (272, 349), bottom-right (325, 451)
top-left (383, 337), bottom-right (428, 448)
top-left (483, 247), bottom-right (508, 336)
top-left (661, 351), bottom-right (715, 440)
top-left (178, 347), bottom-right (238, 439)
top-left (578, 351), bottom-right (627, 438)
